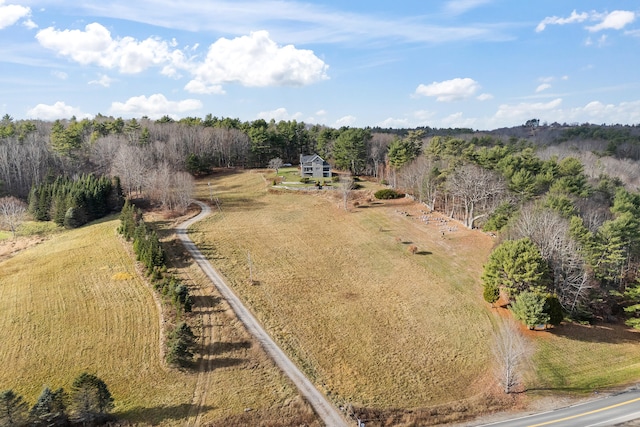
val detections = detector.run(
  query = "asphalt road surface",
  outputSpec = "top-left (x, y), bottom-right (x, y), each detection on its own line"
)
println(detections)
top-left (177, 200), bottom-right (349, 427)
top-left (477, 389), bottom-right (640, 427)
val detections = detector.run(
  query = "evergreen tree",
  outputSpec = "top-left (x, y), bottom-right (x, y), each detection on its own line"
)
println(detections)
top-left (510, 291), bottom-right (550, 329)
top-left (70, 373), bottom-right (114, 425)
top-left (30, 387), bottom-right (67, 426)
top-left (0, 389), bottom-right (29, 427)
top-left (166, 322), bottom-right (197, 367)
top-left (483, 282), bottom-right (500, 306)
top-left (332, 128), bottom-right (370, 175)
top-left (482, 237), bottom-right (550, 298)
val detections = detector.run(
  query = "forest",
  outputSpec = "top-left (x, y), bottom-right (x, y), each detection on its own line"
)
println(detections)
top-left (2, 112), bottom-right (640, 327)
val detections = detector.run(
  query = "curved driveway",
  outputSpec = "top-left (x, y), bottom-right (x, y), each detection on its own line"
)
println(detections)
top-left (177, 200), bottom-right (349, 427)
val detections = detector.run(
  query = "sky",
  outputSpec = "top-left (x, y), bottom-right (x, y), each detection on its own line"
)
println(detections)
top-left (1, 0), bottom-right (640, 130)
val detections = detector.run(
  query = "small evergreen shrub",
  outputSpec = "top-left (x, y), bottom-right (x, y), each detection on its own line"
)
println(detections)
top-left (374, 189), bottom-right (404, 199)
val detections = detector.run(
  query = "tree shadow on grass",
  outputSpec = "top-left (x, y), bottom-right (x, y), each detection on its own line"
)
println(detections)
top-left (197, 355), bottom-right (246, 371)
top-left (210, 340), bottom-right (252, 354)
top-left (548, 321), bottom-right (640, 344)
top-left (191, 294), bottom-right (220, 309)
top-left (115, 403), bottom-right (215, 425)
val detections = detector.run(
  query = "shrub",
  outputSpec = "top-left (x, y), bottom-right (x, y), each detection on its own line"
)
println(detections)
top-left (374, 189), bottom-right (404, 199)
top-left (300, 177), bottom-right (311, 184)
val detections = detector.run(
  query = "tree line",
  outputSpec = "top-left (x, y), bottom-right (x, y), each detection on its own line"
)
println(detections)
top-left (118, 201), bottom-right (196, 366)
top-left (386, 133), bottom-right (640, 327)
top-left (28, 174), bottom-right (123, 228)
top-left (3, 111), bottom-right (640, 327)
top-left (0, 372), bottom-right (113, 426)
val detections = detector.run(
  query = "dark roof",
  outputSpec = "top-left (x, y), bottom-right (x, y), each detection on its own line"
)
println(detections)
top-left (300, 154), bottom-right (324, 163)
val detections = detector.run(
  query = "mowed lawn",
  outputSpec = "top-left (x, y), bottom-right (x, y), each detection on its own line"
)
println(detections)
top-left (191, 171), bottom-right (498, 408)
top-left (0, 216), bottom-right (310, 425)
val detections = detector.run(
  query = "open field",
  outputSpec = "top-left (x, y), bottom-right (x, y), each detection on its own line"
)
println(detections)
top-left (0, 215), bottom-right (317, 426)
top-left (190, 169), bottom-right (640, 420)
top-left (190, 170), bottom-right (499, 413)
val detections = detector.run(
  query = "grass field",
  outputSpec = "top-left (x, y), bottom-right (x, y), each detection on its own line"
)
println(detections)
top-left (190, 169), bottom-right (640, 418)
top-left (0, 215), bottom-right (316, 425)
top-left (190, 170), bottom-right (499, 412)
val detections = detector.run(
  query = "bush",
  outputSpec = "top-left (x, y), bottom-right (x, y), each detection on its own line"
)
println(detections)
top-left (300, 177), bottom-right (311, 184)
top-left (374, 189), bottom-right (404, 199)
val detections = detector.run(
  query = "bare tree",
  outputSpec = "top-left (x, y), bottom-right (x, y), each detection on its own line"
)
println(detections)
top-left (0, 196), bottom-right (27, 238)
top-left (268, 157), bottom-right (284, 174)
top-left (369, 133), bottom-right (394, 179)
top-left (340, 175), bottom-right (354, 210)
top-left (446, 163), bottom-right (507, 228)
top-left (111, 145), bottom-right (151, 196)
top-left (492, 318), bottom-right (531, 394)
top-left (509, 205), bottom-right (593, 313)
top-left (172, 171), bottom-right (195, 213)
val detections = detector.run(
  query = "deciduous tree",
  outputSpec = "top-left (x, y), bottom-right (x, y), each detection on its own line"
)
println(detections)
top-left (445, 163), bottom-right (507, 228)
top-left (0, 196), bottom-right (27, 238)
top-left (492, 319), bottom-right (530, 394)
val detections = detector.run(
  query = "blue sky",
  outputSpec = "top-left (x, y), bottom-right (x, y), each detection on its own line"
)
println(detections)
top-left (2, 0), bottom-right (640, 130)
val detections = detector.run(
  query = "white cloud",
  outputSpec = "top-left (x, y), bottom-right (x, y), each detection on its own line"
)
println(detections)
top-left (26, 101), bottom-right (91, 120)
top-left (0, 1), bottom-right (31, 29)
top-left (414, 78), bottom-right (480, 102)
top-left (22, 18), bottom-right (36, 29)
top-left (36, 22), bottom-right (184, 74)
top-left (184, 80), bottom-right (225, 95)
top-left (477, 93), bottom-right (493, 101)
top-left (413, 110), bottom-right (436, 122)
top-left (492, 98), bottom-right (563, 127)
top-left (186, 30), bottom-right (328, 90)
top-left (537, 10), bottom-right (636, 33)
top-left (88, 74), bottom-right (114, 87)
top-left (536, 10), bottom-right (589, 32)
top-left (440, 112), bottom-right (477, 128)
top-left (109, 94), bottom-right (202, 119)
top-left (587, 10), bottom-right (636, 32)
top-left (536, 83), bottom-right (551, 92)
top-left (51, 70), bottom-right (68, 80)
top-left (256, 107), bottom-right (303, 121)
top-left (335, 115), bottom-right (356, 127)
top-left (316, 109), bottom-right (327, 116)
top-left (378, 117), bottom-right (410, 128)
top-left (563, 100), bottom-right (640, 124)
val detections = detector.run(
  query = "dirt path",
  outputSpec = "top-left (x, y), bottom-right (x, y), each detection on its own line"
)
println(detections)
top-left (177, 200), bottom-right (349, 427)
top-left (184, 271), bottom-right (215, 427)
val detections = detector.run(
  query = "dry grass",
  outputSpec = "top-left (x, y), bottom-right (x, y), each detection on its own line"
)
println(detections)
top-left (0, 215), bottom-right (318, 426)
top-left (192, 170), bottom-right (640, 423)
top-left (190, 170), bottom-right (498, 413)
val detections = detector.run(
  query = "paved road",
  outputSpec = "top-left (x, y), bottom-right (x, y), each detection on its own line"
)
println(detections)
top-left (478, 389), bottom-right (640, 427)
top-left (177, 200), bottom-right (349, 427)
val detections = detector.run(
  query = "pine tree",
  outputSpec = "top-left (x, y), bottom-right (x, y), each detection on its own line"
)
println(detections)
top-left (0, 389), bottom-right (29, 427)
top-left (30, 387), bottom-right (67, 426)
top-left (70, 373), bottom-right (114, 424)
top-left (510, 291), bottom-right (550, 329)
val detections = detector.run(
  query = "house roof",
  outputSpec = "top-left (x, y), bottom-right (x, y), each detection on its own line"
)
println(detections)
top-left (300, 154), bottom-right (324, 164)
